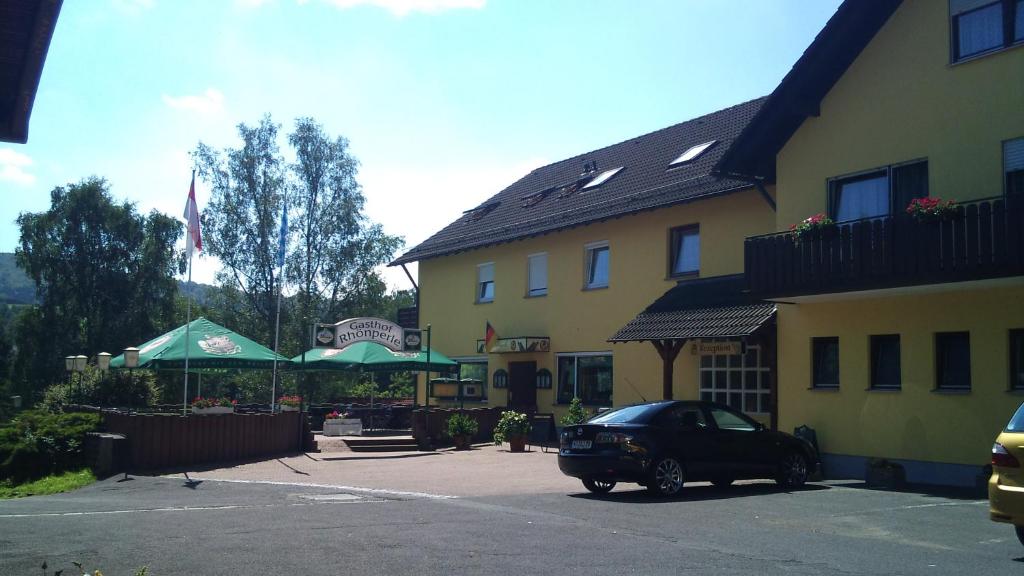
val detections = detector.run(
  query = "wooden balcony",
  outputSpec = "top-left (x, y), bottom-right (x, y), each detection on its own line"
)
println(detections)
top-left (745, 197), bottom-right (1024, 298)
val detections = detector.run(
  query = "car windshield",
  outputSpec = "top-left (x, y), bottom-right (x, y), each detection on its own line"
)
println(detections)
top-left (1007, 402), bottom-right (1024, 432)
top-left (587, 403), bottom-right (665, 424)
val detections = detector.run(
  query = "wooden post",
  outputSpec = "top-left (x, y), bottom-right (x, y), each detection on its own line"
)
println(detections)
top-left (652, 339), bottom-right (686, 401)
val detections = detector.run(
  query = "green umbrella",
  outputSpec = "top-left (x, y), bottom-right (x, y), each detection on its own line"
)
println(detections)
top-left (110, 317), bottom-right (291, 372)
top-left (291, 341), bottom-right (458, 373)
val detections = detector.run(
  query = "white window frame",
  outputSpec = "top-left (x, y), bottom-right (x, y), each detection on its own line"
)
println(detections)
top-left (527, 252), bottom-right (548, 297)
top-left (698, 343), bottom-right (771, 416)
top-left (584, 241), bottom-right (610, 290)
top-left (669, 224), bottom-right (700, 277)
top-left (669, 140), bottom-right (717, 167)
top-left (476, 262), bottom-right (494, 303)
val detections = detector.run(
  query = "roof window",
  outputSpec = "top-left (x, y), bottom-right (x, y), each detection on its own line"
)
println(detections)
top-left (670, 140), bottom-right (717, 167)
top-left (521, 188), bottom-right (554, 208)
top-left (464, 201), bottom-right (500, 221)
top-left (582, 167), bottom-right (624, 190)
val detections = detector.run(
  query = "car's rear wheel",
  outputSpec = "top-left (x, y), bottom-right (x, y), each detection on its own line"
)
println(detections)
top-left (647, 457), bottom-right (685, 496)
top-left (582, 477), bottom-right (616, 494)
top-left (1015, 525), bottom-right (1024, 547)
top-left (776, 451), bottom-right (809, 488)
top-left (711, 476), bottom-right (734, 488)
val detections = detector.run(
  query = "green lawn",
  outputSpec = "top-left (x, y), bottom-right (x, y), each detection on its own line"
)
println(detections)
top-left (0, 469), bottom-right (96, 499)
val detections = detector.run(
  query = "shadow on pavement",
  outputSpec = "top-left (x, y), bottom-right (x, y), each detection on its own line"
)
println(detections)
top-left (568, 481), bottom-right (831, 503)
top-left (833, 481), bottom-right (986, 501)
top-left (317, 452), bottom-right (439, 462)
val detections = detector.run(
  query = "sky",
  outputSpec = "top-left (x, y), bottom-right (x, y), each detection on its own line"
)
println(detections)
top-left (0, 0), bottom-right (843, 291)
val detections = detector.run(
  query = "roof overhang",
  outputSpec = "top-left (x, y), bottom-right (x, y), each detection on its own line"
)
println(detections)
top-left (0, 0), bottom-right (62, 144)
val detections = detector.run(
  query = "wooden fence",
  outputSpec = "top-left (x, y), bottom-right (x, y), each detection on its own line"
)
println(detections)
top-left (102, 411), bottom-right (307, 471)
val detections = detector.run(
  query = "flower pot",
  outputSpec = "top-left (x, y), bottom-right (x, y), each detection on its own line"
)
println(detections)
top-left (453, 434), bottom-right (472, 450)
top-left (280, 405), bottom-right (299, 412)
top-left (192, 406), bottom-right (233, 415)
top-left (324, 418), bottom-right (362, 436)
top-left (508, 435), bottom-right (527, 453)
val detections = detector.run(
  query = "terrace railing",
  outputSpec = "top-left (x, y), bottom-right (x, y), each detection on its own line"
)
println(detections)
top-left (744, 196), bottom-right (1024, 298)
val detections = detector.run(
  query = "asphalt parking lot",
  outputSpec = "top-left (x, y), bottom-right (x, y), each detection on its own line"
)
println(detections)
top-left (0, 447), bottom-right (1019, 575)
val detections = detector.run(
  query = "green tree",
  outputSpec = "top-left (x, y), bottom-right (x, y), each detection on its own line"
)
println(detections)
top-left (13, 178), bottom-right (182, 401)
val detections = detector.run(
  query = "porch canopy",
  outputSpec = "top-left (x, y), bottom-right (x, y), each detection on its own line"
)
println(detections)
top-left (109, 317), bottom-right (292, 372)
top-left (609, 274), bottom-right (776, 400)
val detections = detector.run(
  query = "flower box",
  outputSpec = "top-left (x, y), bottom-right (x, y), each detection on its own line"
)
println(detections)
top-left (323, 418), bottom-right (362, 436)
top-left (192, 406), bottom-right (233, 415)
top-left (280, 405), bottom-right (299, 412)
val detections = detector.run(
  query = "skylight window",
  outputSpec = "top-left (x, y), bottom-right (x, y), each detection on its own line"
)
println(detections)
top-left (582, 167), bottom-right (624, 190)
top-left (670, 140), bottom-right (717, 166)
top-left (463, 201), bottom-right (500, 221)
top-left (521, 189), bottom-right (553, 208)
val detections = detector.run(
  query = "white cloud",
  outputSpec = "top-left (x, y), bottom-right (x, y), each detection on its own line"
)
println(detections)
top-left (317, 0), bottom-right (485, 17)
top-left (161, 88), bottom-right (225, 115)
top-left (0, 148), bottom-right (36, 186)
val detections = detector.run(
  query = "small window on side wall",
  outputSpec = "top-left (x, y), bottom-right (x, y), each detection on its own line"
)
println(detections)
top-left (492, 369), bottom-right (508, 389)
top-left (584, 242), bottom-right (609, 289)
top-left (1010, 329), bottom-right (1024, 390)
top-left (669, 225), bottom-right (700, 277)
top-left (1006, 138), bottom-right (1024, 196)
top-left (828, 161), bottom-right (928, 223)
top-left (936, 331), bottom-right (971, 390)
top-left (870, 334), bottom-right (901, 389)
top-left (950, 0), bottom-right (1023, 62)
top-left (477, 262), bottom-right (494, 303)
top-left (812, 337), bottom-right (839, 389)
top-left (527, 253), bottom-right (547, 297)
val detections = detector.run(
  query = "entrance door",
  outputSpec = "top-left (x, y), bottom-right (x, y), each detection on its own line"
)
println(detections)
top-left (508, 361), bottom-right (537, 412)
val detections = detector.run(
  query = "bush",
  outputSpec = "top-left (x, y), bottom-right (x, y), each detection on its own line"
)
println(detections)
top-left (0, 409), bottom-right (102, 482)
top-left (41, 367), bottom-right (159, 410)
top-left (560, 397), bottom-right (590, 427)
top-left (446, 412), bottom-right (479, 438)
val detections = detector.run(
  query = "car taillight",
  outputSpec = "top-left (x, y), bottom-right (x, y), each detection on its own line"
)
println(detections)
top-left (595, 432), bottom-right (633, 445)
top-left (992, 443), bottom-right (1020, 468)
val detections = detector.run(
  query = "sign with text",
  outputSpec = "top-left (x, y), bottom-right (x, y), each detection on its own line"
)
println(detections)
top-left (691, 340), bottom-right (743, 356)
top-left (475, 337), bottom-right (550, 354)
top-left (333, 317), bottom-right (405, 351)
top-left (314, 324), bottom-right (336, 348)
top-left (403, 329), bottom-right (423, 352)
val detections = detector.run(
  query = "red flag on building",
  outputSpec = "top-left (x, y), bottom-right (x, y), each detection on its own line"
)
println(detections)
top-left (485, 321), bottom-right (497, 352)
top-left (183, 172), bottom-right (202, 257)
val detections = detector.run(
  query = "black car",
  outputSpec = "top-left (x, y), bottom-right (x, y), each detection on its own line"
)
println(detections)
top-left (558, 401), bottom-right (819, 496)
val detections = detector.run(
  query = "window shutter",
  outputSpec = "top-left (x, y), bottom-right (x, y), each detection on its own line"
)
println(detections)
top-left (478, 263), bottom-right (494, 283)
top-left (528, 254), bottom-right (547, 293)
top-left (1006, 138), bottom-right (1024, 172)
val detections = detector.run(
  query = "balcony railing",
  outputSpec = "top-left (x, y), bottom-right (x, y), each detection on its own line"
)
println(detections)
top-left (745, 196), bottom-right (1024, 298)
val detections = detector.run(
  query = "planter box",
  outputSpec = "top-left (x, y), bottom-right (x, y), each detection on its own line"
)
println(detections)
top-left (324, 418), bottom-right (362, 436)
top-left (192, 406), bottom-right (233, 415)
top-left (280, 405), bottom-right (299, 412)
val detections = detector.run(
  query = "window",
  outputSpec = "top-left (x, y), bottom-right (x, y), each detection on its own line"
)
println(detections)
top-left (655, 404), bottom-right (708, 431)
top-left (1010, 329), bottom-right (1024, 390)
top-left (492, 369), bottom-right (508, 389)
top-left (670, 140), bottom-right (717, 166)
top-left (557, 353), bottom-right (613, 405)
top-left (870, 335), bottom-right (902, 389)
top-left (1006, 138), bottom-right (1024, 196)
top-left (812, 337), bottom-right (840, 389)
top-left (828, 161), bottom-right (928, 222)
top-left (708, 406), bottom-right (757, 432)
top-left (950, 0), bottom-right (1024, 62)
top-left (936, 331), bottom-right (972, 390)
top-left (584, 242), bottom-right (609, 289)
top-left (457, 359), bottom-right (488, 400)
top-left (527, 253), bottom-right (547, 297)
top-left (476, 262), bottom-right (494, 303)
top-left (535, 368), bottom-right (552, 389)
top-left (582, 167), bottom-right (624, 190)
top-left (699, 343), bottom-right (771, 414)
top-left (669, 225), bottom-right (700, 277)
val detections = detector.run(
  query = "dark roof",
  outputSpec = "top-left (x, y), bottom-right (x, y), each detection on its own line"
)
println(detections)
top-left (609, 274), bottom-right (775, 342)
top-left (391, 97), bottom-right (766, 266)
top-left (0, 0), bottom-right (61, 144)
top-left (714, 0), bottom-right (902, 181)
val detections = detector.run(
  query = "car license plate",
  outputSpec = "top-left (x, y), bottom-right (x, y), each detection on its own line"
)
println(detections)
top-left (571, 440), bottom-right (592, 450)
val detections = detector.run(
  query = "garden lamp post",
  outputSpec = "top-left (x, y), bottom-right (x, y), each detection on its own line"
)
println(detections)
top-left (97, 352), bottom-right (112, 371)
top-left (72, 354), bottom-right (87, 403)
top-left (124, 347), bottom-right (140, 403)
top-left (64, 355), bottom-right (74, 392)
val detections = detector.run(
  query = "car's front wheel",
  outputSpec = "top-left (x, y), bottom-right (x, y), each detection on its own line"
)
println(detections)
top-left (776, 451), bottom-right (809, 488)
top-left (647, 457), bottom-right (685, 497)
top-left (1015, 525), bottom-right (1024, 547)
top-left (582, 477), bottom-right (616, 494)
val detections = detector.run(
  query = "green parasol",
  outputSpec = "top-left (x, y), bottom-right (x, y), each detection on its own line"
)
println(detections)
top-left (291, 341), bottom-right (457, 373)
top-left (109, 317), bottom-right (292, 372)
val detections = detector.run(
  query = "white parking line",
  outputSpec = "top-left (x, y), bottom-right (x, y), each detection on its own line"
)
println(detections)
top-left (176, 477), bottom-right (458, 500)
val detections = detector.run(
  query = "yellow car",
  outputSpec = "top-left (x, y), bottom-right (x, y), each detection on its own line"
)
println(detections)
top-left (990, 401), bottom-right (1024, 545)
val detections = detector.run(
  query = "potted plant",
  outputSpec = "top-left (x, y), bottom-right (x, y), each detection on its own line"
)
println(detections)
top-left (493, 410), bottom-right (531, 453)
top-left (323, 410), bottom-right (363, 436)
top-left (560, 397), bottom-right (590, 427)
top-left (278, 395), bottom-right (302, 412)
top-left (191, 396), bottom-right (234, 415)
top-left (905, 197), bottom-right (958, 222)
top-left (446, 412), bottom-right (480, 450)
top-left (789, 213), bottom-right (836, 241)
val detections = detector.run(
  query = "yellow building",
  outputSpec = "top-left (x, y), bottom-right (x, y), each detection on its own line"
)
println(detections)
top-left (390, 99), bottom-right (780, 425)
top-left (717, 0), bottom-right (1024, 486)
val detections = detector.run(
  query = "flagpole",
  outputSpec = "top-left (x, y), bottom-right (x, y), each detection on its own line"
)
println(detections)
top-left (183, 252), bottom-right (192, 416)
top-left (271, 199), bottom-right (287, 412)
top-left (182, 169), bottom-right (200, 417)
top-left (271, 271), bottom-right (282, 412)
